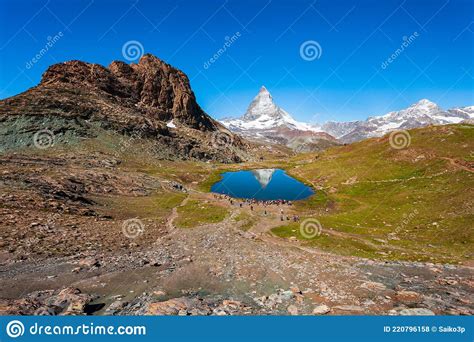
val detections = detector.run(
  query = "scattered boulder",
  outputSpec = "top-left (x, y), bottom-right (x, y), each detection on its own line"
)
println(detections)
top-left (254, 289), bottom-right (296, 309)
top-left (146, 297), bottom-right (214, 316)
top-left (77, 257), bottom-right (99, 268)
top-left (333, 305), bottom-right (365, 313)
top-left (212, 308), bottom-right (227, 316)
top-left (147, 298), bottom-right (193, 315)
top-left (360, 281), bottom-right (387, 291)
top-left (438, 278), bottom-right (459, 286)
top-left (312, 304), bottom-right (331, 315)
top-left (105, 300), bottom-right (127, 315)
top-left (394, 290), bottom-right (422, 304)
top-left (399, 308), bottom-right (435, 316)
top-left (287, 305), bottom-right (298, 315)
top-left (0, 287), bottom-right (93, 315)
top-left (42, 287), bottom-right (93, 315)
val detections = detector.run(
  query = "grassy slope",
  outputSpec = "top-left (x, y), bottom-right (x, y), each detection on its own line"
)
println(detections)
top-left (273, 124), bottom-right (474, 263)
top-left (36, 124), bottom-right (472, 263)
top-left (175, 199), bottom-right (228, 228)
top-left (96, 192), bottom-right (186, 222)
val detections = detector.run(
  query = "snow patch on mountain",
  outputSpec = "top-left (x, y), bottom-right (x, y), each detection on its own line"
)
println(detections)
top-left (166, 120), bottom-right (176, 128)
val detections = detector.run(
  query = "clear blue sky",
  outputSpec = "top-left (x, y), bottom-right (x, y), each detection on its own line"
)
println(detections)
top-left (0, 0), bottom-right (473, 123)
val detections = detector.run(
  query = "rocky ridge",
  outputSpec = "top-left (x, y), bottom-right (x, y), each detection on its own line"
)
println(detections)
top-left (0, 54), bottom-right (247, 162)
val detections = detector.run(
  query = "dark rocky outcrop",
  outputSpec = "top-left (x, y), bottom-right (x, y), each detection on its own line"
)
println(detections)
top-left (0, 287), bottom-right (95, 315)
top-left (0, 54), bottom-right (247, 162)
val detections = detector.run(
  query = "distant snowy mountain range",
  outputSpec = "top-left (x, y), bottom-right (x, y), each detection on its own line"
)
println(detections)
top-left (322, 99), bottom-right (474, 143)
top-left (220, 86), bottom-right (474, 148)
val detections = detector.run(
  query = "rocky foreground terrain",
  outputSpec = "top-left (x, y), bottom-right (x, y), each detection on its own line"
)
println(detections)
top-left (0, 145), bottom-right (472, 316)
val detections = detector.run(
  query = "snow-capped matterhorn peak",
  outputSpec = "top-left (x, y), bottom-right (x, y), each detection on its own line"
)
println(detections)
top-left (219, 86), bottom-right (337, 152)
top-left (221, 86), bottom-right (320, 132)
top-left (243, 86), bottom-right (285, 121)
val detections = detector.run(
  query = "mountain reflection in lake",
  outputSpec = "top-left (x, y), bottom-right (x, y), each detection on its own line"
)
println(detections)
top-left (210, 168), bottom-right (314, 201)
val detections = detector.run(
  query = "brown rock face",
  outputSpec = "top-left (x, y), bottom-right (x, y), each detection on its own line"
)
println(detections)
top-left (39, 54), bottom-right (216, 131)
top-left (0, 54), bottom-right (247, 162)
top-left (0, 287), bottom-right (94, 315)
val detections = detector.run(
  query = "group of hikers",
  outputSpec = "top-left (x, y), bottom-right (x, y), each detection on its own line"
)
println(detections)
top-left (212, 193), bottom-right (301, 222)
